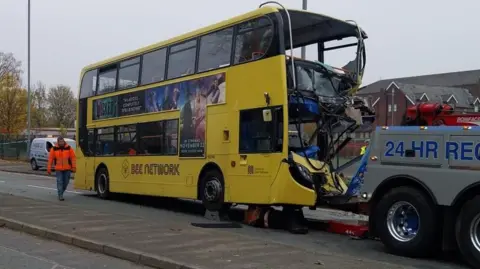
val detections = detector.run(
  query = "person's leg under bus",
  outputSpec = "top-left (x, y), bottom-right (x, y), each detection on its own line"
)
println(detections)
top-left (56, 171), bottom-right (65, 201)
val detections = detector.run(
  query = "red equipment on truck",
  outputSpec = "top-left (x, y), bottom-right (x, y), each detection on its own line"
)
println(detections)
top-left (402, 102), bottom-right (480, 126)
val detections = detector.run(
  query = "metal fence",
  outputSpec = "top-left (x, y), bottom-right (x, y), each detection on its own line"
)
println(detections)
top-left (0, 134), bottom-right (74, 161)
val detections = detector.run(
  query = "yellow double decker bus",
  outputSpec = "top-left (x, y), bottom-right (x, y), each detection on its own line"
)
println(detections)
top-left (74, 2), bottom-right (367, 212)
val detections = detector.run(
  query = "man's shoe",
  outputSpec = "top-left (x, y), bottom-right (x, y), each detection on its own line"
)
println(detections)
top-left (58, 196), bottom-right (64, 201)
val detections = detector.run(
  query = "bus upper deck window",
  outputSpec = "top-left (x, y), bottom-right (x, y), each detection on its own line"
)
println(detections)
top-left (234, 17), bottom-right (273, 64)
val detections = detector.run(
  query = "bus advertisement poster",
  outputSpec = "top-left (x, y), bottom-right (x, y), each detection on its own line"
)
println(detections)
top-left (119, 91), bottom-right (145, 116)
top-left (178, 73), bottom-right (226, 157)
top-left (93, 96), bottom-right (118, 120)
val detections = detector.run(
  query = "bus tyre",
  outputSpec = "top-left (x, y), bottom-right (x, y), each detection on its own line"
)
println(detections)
top-left (455, 195), bottom-right (480, 268)
top-left (200, 170), bottom-right (225, 212)
top-left (374, 186), bottom-right (439, 258)
top-left (96, 167), bottom-right (110, 200)
top-left (31, 159), bottom-right (39, 171)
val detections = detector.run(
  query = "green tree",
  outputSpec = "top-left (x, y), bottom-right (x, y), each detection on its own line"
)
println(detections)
top-left (47, 85), bottom-right (76, 128)
top-left (0, 76), bottom-right (28, 134)
top-left (0, 52), bottom-right (26, 134)
top-left (59, 123), bottom-right (68, 137)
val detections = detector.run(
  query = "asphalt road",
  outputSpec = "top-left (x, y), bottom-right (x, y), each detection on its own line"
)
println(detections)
top-left (0, 171), bottom-right (467, 269)
top-left (0, 227), bottom-right (151, 269)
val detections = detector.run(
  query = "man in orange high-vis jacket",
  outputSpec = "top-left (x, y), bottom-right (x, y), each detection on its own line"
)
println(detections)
top-left (47, 136), bottom-right (76, 201)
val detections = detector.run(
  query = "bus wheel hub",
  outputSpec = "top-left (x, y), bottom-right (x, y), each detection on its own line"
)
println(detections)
top-left (205, 179), bottom-right (222, 202)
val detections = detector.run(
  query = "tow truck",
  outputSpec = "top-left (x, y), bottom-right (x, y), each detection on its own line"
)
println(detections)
top-left (357, 125), bottom-right (480, 268)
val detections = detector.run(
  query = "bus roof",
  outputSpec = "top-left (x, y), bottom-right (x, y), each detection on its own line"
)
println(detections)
top-left (82, 6), bottom-right (366, 74)
top-left (282, 8), bottom-right (368, 49)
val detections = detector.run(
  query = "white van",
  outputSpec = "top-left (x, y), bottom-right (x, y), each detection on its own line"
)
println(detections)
top-left (29, 137), bottom-right (76, 171)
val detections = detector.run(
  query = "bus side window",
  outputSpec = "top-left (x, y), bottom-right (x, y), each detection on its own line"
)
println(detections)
top-left (234, 17), bottom-right (273, 64)
top-left (116, 125), bottom-right (138, 156)
top-left (96, 127), bottom-right (115, 156)
top-left (239, 107), bottom-right (281, 153)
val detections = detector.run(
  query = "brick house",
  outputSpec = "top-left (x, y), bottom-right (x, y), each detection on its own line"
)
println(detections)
top-left (356, 69), bottom-right (480, 132)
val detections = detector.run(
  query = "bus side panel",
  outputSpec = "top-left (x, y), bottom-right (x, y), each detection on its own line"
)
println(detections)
top-left (205, 110), bottom-right (231, 201)
top-left (74, 150), bottom-right (88, 190)
top-left (99, 156), bottom-right (197, 199)
top-left (225, 56), bottom-right (288, 204)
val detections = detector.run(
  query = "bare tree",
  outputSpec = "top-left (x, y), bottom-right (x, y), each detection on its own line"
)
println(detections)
top-left (32, 81), bottom-right (49, 128)
top-left (47, 85), bottom-right (76, 128)
top-left (0, 52), bottom-right (22, 82)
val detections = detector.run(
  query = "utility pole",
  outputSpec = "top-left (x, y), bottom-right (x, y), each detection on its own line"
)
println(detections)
top-left (301, 0), bottom-right (307, 59)
top-left (26, 0), bottom-right (32, 155)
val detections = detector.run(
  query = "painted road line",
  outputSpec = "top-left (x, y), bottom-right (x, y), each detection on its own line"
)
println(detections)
top-left (0, 171), bottom-right (75, 181)
top-left (27, 185), bottom-right (84, 194)
top-left (0, 181), bottom-right (5, 183)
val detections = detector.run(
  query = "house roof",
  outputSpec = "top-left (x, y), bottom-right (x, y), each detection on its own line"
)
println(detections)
top-left (391, 82), bottom-right (474, 107)
top-left (359, 69), bottom-right (480, 94)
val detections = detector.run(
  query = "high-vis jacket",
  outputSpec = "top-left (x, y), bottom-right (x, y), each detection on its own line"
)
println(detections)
top-left (360, 146), bottom-right (367, 155)
top-left (47, 143), bottom-right (76, 173)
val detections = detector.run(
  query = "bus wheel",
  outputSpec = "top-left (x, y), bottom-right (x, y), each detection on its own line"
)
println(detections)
top-left (455, 195), bottom-right (480, 268)
top-left (96, 167), bottom-right (110, 199)
top-left (200, 169), bottom-right (225, 212)
top-left (374, 186), bottom-right (439, 258)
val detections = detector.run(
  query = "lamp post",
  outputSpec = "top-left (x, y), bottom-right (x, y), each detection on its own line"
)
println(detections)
top-left (26, 0), bottom-right (32, 155)
top-left (301, 0), bottom-right (307, 59)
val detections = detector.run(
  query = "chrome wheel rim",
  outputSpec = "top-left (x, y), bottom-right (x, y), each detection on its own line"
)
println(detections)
top-left (469, 213), bottom-right (480, 252)
top-left (386, 201), bottom-right (420, 242)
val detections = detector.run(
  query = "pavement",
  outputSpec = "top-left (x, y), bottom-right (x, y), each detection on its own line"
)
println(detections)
top-left (0, 169), bottom-right (468, 269)
top-left (0, 227), bottom-right (150, 269)
top-left (0, 159), bottom-right (66, 178)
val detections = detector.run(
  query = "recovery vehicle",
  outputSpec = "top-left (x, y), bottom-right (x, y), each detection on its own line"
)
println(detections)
top-left (359, 125), bottom-right (480, 268)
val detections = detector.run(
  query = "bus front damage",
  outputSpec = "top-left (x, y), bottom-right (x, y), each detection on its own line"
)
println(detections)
top-left (244, 4), bottom-right (375, 234)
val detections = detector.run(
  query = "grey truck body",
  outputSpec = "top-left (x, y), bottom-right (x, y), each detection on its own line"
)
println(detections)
top-left (360, 126), bottom-right (480, 206)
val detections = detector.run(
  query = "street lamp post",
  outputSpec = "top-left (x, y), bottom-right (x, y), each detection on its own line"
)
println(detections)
top-left (26, 0), bottom-right (32, 155)
top-left (301, 0), bottom-right (307, 59)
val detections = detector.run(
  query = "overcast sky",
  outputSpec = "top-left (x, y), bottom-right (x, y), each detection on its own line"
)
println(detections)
top-left (1, 0), bottom-right (479, 93)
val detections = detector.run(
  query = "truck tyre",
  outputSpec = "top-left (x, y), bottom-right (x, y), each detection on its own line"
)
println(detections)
top-left (200, 169), bottom-right (226, 212)
top-left (373, 186), bottom-right (439, 257)
top-left (95, 167), bottom-right (110, 200)
top-left (455, 195), bottom-right (480, 268)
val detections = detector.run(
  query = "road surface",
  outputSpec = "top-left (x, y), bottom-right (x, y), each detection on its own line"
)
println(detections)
top-left (0, 228), bottom-right (150, 269)
top-left (0, 171), bottom-right (467, 269)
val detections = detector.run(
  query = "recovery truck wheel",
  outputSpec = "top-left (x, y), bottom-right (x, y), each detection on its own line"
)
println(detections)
top-left (200, 169), bottom-right (227, 212)
top-left (95, 167), bottom-right (110, 200)
top-left (455, 195), bottom-right (480, 268)
top-left (374, 186), bottom-right (439, 257)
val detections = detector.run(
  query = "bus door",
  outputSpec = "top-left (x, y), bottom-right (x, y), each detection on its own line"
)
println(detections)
top-left (227, 107), bottom-right (280, 204)
top-left (82, 129), bottom-right (96, 188)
